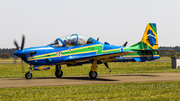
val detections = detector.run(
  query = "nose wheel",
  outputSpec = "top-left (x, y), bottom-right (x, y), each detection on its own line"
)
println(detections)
top-left (25, 65), bottom-right (32, 79)
top-left (55, 65), bottom-right (63, 78)
top-left (25, 72), bottom-right (32, 79)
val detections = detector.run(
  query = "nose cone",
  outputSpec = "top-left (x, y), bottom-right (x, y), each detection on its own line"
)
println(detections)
top-left (14, 50), bottom-right (23, 57)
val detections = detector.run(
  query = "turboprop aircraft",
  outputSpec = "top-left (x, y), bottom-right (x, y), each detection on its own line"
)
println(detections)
top-left (14, 23), bottom-right (173, 79)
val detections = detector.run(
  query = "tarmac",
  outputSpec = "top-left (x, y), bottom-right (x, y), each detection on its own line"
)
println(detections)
top-left (0, 73), bottom-right (180, 88)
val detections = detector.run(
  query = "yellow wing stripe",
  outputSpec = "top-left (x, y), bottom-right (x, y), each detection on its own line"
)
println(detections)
top-left (102, 49), bottom-right (119, 52)
top-left (124, 55), bottom-right (159, 57)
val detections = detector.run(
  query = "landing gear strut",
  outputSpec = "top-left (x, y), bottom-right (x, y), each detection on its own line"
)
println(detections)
top-left (55, 65), bottom-right (63, 78)
top-left (25, 65), bottom-right (32, 79)
top-left (89, 60), bottom-right (98, 79)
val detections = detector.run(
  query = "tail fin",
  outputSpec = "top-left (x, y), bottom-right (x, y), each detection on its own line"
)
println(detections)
top-left (123, 23), bottom-right (173, 62)
top-left (129, 23), bottom-right (158, 50)
top-left (141, 23), bottom-right (158, 49)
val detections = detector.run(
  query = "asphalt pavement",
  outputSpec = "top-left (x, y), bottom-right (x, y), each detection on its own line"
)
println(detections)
top-left (0, 73), bottom-right (180, 88)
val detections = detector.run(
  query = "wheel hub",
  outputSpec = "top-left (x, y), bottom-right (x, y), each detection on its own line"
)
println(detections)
top-left (58, 71), bottom-right (61, 75)
top-left (91, 72), bottom-right (96, 77)
top-left (27, 73), bottom-right (31, 78)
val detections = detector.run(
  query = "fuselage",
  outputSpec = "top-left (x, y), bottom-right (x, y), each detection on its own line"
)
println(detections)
top-left (14, 34), bottom-right (160, 70)
top-left (14, 43), bottom-right (160, 66)
top-left (15, 43), bottom-right (126, 65)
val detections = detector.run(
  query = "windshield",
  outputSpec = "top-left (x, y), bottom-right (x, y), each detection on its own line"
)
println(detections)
top-left (49, 39), bottom-right (63, 47)
top-left (61, 34), bottom-right (77, 46)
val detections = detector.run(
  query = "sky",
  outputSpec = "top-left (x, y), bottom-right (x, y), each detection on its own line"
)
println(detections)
top-left (0, 0), bottom-right (180, 48)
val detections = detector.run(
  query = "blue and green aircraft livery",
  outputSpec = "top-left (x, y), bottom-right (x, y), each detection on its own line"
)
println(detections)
top-left (14, 23), bottom-right (172, 79)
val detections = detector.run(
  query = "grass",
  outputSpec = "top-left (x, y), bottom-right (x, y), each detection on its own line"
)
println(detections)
top-left (159, 57), bottom-right (171, 60)
top-left (0, 61), bottom-right (180, 78)
top-left (0, 81), bottom-right (180, 100)
top-left (0, 58), bottom-right (180, 100)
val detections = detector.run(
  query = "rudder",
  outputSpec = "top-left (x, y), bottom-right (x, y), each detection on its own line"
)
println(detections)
top-left (141, 23), bottom-right (158, 49)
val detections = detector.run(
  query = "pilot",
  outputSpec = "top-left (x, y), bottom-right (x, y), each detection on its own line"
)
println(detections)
top-left (87, 37), bottom-right (93, 44)
top-left (68, 38), bottom-right (76, 46)
top-left (63, 40), bottom-right (69, 46)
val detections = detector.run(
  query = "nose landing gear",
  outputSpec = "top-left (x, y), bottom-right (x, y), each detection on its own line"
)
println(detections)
top-left (55, 65), bottom-right (63, 78)
top-left (25, 65), bottom-right (32, 79)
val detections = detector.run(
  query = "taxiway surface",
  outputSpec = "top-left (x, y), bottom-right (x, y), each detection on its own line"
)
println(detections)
top-left (0, 73), bottom-right (180, 88)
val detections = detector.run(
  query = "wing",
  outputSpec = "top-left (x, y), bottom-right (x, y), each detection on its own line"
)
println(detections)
top-left (61, 51), bottom-right (135, 64)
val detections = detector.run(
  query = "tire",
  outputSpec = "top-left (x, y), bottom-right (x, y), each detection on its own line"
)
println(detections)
top-left (89, 71), bottom-right (97, 79)
top-left (55, 69), bottom-right (63, 78)
top-left (25, 72), bottom-right (32, 79)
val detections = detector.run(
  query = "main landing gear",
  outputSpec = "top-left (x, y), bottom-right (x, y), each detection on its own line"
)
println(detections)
top-left (55, 65), bottom-right (63, 78)
top-left (55, 61), bottom-right (98, 79)
top-left (24, 60), bottom-right (102, 79)
top-left (25, 65), bottom-right (32, 79)
top-left (89, 60), bottom-right (98, 79)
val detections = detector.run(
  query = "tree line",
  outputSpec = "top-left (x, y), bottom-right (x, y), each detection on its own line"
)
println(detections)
top-left (159, 46), bottom-right (180, 57)
top-left (0, 46), bottom-right (180, 59)
top-left (0, 48), bottom-right (17, 58)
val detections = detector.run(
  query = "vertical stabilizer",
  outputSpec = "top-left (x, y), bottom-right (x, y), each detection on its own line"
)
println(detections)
top-left (123, 23), bottom-right (160, 62)
top-left (141, 23), bottom-right (158, 49)
top-left (128, 23), bottom-right (158, 50)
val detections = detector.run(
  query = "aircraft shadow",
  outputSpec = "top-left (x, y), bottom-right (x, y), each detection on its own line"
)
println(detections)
top-left (7, 74), bottom-right (157, 81)
top-left (7, 77), bottom-right (56, 80)
top-left (33, 76), bottom-right (118, 81)
top-left (61, 77), bottom-right (118, 81)
top-left (110, 74), bottom-right (158, 77)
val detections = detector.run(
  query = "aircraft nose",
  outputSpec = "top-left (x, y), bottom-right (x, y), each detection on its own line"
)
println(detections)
top-left (14, 50), bottom-right (23, 57)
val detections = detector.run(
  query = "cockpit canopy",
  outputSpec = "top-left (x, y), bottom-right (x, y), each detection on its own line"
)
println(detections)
top-left (49, 34), bottom-right (96, 47)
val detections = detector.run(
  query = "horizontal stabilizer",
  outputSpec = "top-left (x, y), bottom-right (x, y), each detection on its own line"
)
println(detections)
top-left (131, 49), bottom-right (174, 52)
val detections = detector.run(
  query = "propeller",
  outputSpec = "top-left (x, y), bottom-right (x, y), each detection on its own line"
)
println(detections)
top-left (13, 56), bottom-right (18, 64)
top-left (14, 34), bottom-right (25, 51)
top-left (21, 34), bottom-right (25, 50)
top-left (14, 40), bottom-right (19, 50)
top-left (21, 59), bottom-right (24, 73)
top-left (97, 38), bottom-right (99, 41)
top-left (13, 34), bottom-right (25, 73)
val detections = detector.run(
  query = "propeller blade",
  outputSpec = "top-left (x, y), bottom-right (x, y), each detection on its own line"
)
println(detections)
top-left (14, 40), bottom-right (19, 50)
top-left (123, 41), bottom-right (128, 46)
top-left (21, 59), bottom-right (24, 73)
top-left (97, 37), bottom-right (99, 41)
top-left (21, 34), bottom-right (25, 50)
top-left (13, 56), bottom-right (18, 64)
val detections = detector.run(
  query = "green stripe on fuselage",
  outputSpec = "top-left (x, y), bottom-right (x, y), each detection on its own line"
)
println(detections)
top-left (28, 44), bottom-right (121, 61)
